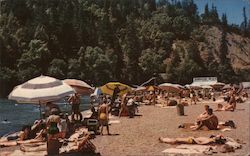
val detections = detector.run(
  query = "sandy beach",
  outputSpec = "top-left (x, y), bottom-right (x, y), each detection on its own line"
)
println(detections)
top-left (91, 98), bottom-right (250, 156)
top-left (1, 98), bottom-right (249, 156)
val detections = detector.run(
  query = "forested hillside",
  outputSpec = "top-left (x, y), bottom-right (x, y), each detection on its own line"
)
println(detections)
top-left (0, 0), bottom-right (250, 97)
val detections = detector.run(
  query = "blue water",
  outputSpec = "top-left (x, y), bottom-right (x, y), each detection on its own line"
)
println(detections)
top-left (0, 97), bottom-right (90, 137)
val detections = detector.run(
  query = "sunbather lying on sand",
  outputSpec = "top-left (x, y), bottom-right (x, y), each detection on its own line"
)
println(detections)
top-left (20, 143), bottom-right (47, 152)
top-left (159, 135), bottom-right (226, 145)
top-left (0, 137), bottom-right (45, 147)
top-left (217, 103), bottom-right (235, 111)
top-left (218, 92), bottom-right (236, 111)
top-left (19, 133), bottom-right (94, 154)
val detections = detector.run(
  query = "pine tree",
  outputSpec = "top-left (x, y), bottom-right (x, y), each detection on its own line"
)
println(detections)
top-left (221, 13), bottom-right (228, 27)
top-left (219, 31), bottom-right (228, 64)
top-left (204, 4), bottom-right (209, 17)
top-left (241, 7), bottom-right (248, 35)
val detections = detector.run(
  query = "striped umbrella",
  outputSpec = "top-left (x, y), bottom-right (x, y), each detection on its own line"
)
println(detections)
top-left (63, 79), bottom-right (94, 95)
top-left (8, 75), bottom-right (75, 104)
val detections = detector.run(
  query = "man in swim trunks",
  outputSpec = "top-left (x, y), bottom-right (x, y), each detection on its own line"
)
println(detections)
top-left (68, 93), bottom-right (83, 121)
top-left (194, 108), bottom-right (218, 130)
top-left (98, 100), bottom-right (110, 135)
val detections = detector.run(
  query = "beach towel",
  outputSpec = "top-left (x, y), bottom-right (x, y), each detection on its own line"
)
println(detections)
top-left (179, 122), bottom-right (235, 131)
top-left (225, 137), bottom-right (242, 149)
top-left (155, 104), bottom-right (176, 109)
top-left (108, 120), bottom-right (121, 124)
top-left (10, 150), bottom-right (46, 156)
top-left (162, 144), bottom-right (215, 154)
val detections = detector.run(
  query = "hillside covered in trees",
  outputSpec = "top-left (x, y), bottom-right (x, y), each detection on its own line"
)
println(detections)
top-left (0, 0), bottom-right (250, 97)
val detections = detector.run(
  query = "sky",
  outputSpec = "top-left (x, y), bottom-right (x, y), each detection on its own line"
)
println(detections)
top-left (193, 0), bottom-right (250, 25)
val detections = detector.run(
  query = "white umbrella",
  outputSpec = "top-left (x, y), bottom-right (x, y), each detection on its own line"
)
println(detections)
top-left (159, 83), bottom-right (183, 92)
top-left (134, 86), bottom-right (146, 91)
top-left (202, 85), bottom-right (213, 89)
top-left (9, 75), bottom-right (75, 104)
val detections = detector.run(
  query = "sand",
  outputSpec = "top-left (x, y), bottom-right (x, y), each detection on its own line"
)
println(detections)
top-left (92, 98), bottom-right (250, 156)
top-left (1, 98), bottom-right (249, 156)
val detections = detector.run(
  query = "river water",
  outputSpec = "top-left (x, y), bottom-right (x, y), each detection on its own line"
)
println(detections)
top-left (0, 97), bottom-right (90, 137)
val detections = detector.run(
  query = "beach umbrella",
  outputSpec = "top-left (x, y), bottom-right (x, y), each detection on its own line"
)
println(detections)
top-left (100, 82), bottom-right (131, 96)
top-left (146, 85), bottom-right (159, 91)
top-left (211, 82), bottom-right (225, 89)
top-left (188, 84), bottom-right (202, 90)
top-left (222, 84), bottom-right (231, 90)
top-left (91, 88), bottom-right (102, 97)
top-left (242, 82), bottom-right (250, 89)
top-left (201, 85), bottom-right (213, 89)
top-left (63, 79), bottom-right (94, 95)
top-left (8, 75), bottom-right (75, 104)
top-left (134, 86), bottom-right (146, 91)
top-left (158, 83), bottom-right (182, 93)
top-left (222, 84), bottom-right (239, 90)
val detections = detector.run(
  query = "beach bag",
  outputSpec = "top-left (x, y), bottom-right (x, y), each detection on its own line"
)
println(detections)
top-left (168, 100), bottom-right (177, 106)
top-left (224, 120), bottom-right (236, 128)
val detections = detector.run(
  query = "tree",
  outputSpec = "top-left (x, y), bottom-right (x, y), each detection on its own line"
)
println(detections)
top-left (201, 3), bottom-right (209, 23)
top-left (175, 57), bottom-right (203, 84)
top-left (210, 4), bottom-right (219, 24)
top-left (17, 39), bottom-right (50, 81)
top-left (221, 13), bottom-right (227, 27)
top-left (123, 15), bottom-right (141, 83)
top-left (165, 50), bottom-right (181, 83)
top-left (47, 59), bottom-right (67, 79)
top-left (219, 31), bottom-right (228, 64)
top-left (67, 58), bottom-right (80, 79)
top-left (172, 16), bottom-right (192, 39)
top-left (139, 49), bottom-right (163, 78)
top-left (218, 29), bottom-right (237, 83)
top-left (204, 3), bottom-right (209, 18)
top-left (241, 7), bottom-right (248, 35)
top-left (84, 46), bottom-right (112, 85)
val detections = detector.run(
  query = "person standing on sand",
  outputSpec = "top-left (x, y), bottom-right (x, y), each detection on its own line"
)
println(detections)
top-left (68, 93), bottom-right (83, 121)
top-left (98, 100), bottom-right (110, 135)
top-left (190, 89), bottom-right (197, 105)
top-left (228, 92), bottom-right (236, 111)
top-left (46, 108), bottom-right (61, 155)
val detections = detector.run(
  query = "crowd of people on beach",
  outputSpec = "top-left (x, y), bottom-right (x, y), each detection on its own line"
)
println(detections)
top-left (0, 81), bottom-right (249, 155)
top-left (158, 84), bottom-right (249, 154)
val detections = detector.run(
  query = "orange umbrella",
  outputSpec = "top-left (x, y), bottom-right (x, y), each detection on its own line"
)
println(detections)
top-left (63, 79), bottom-right (94, 95)
top-left (146, 85), bottom-right (160, 91)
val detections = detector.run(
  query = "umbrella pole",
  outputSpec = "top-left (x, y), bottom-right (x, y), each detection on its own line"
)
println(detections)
top-left (39, 101), bottom-right (42, 119)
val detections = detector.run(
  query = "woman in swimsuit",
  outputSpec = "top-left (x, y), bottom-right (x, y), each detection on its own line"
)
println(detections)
top-left (98, 100), bottom-right (110, 135)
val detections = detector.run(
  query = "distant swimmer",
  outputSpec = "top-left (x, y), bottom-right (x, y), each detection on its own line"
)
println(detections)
top-left (2, 119), bottom-right (11, 124)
